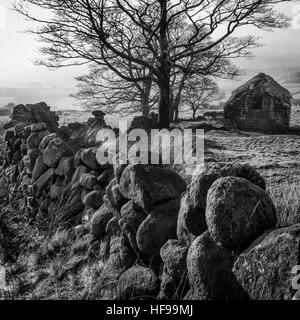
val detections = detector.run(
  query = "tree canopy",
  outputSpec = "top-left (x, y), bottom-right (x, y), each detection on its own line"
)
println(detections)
top-left (15, 0), bottom-right (290, 127)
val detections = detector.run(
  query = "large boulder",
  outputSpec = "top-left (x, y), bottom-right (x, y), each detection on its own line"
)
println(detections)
top-left (189, 163), bottom-right (265, 214)
top-left (220, 163), bottom-right (266, 190)
top-left (33, 168), bottom-right (56, 198)
top-left (100, 230), bottom-right (135, 291)
top-left (12, 150), bottom-right (22, 163)
top-left (27, 148), bottom-right (42, 172)
top-left (97, 169), bottom-right (114, 187)
top-left (73, 149), bottom-right (84, 168)
top-left (32, 155), bottom-right (49, 182)
top-left (206, 177), bottom-right (277, 251)
top-left (49, 184), bottom-right (64, 201)
top-left (177, 192), bottom-right (207, 246)
top-left (13, 123), bottom-right (28, 139)
top-left (27, 130), bottom-right (50, 149)
top-left (119, 164), bottom-right (186, 211)
top-left (293, 290), bottom-right (300, 300)
top-left (113, 161), bottom-right (127, 185)
top-left (30, 122), bottom-right (47, 132)
top-left (12, 138), bottom-right (22, 152)
top-left (39, 133), bottom-right (57, 152)
top-left (112, 149), bottom-right (163, 184)
top-left (189, 164), bottom-right (222, 213)
top-left (158, 239), bottom-right (189, 300)
top-left (106, 178), bottom-right (127, 208)
top-left (3, 120), bottom-right (18, 131)
top-left (71, 165), bottom-right (90, 188)
top-left (79, 173), bottom-right (98, 190)
top-left (92, 110), bottom-right (105, 119)
top-left (136, 198), bottom-right (180, 256)
top-left (90, 204), bottom-right (113, 240)
top-left (233, 224), bottom-right (300, 300)
top-left (114, 265), bottom-right (159, 300)
top-left (55, 156), bottom-right (75, 183)
top-left (187, 231), bottom-right (248, 300)
top-left (43, 138), bottom-right (73, 168)
top-left (83, 190), bottom-right (105, 210)
top-left (81, 148), bottom-right (103, 171)
top-left (119, 201), bottom-right (147, 254)
top-left (4, 127), bottom-right (15, 142)
top-left (160, 240), bottom-right (188, 279)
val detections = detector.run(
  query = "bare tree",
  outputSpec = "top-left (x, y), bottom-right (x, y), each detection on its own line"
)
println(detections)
top-left (182, 76), bottom-right (218, 120)
top-left (15, 0), bottom-right (289, 128)
top-left (74, 52), bottom-right (237, 119)
top-left (73, 62), bottom-right (158, 116)
top-left (170, 54), bottom-right (241, 121)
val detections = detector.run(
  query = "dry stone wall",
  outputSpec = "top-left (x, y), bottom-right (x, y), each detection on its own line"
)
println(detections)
top-left (2, 105), bottom-right (300, 300)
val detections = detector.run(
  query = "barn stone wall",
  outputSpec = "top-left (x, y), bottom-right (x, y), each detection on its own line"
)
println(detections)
top-left (224, 76), bottom-right (291, 134)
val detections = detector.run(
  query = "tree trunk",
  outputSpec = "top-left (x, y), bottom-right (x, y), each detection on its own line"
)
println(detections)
top-left (173, 97), bottom-right (180, 122)
top-left (142, 70), bottom-right (153, 117)
top-left (158, 77), bottom-right (170, 129)
top-left (158, 0), bottom-right (170, 129)
top-left (173, 75), bottom-right (187, 122)
top-left (141, 95), bottom-right (150, 117)
top-left (169, 93), bottom-right (175, 122)
top-left (193, 108), bottom-right (196, 120)
top-left (174, 106), bottom-right (179, 122)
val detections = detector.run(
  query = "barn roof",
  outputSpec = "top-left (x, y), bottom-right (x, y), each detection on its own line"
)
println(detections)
top-left (232, 73), bottom-right (292, 102)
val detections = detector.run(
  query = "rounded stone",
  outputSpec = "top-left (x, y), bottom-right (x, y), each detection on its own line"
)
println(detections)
top-left (90, 204), bottom-right (113, 239)
top-left (206, 176), bottom-right (277, 250)
top-left (81, 148), bottom-right (101, 170)
top-left (83, 190), bottom-right (105, 210)
top-left (136, 198), bottom-right (180, 256)
top-left (187, 231), bottom-right (248, 300)
top-left (79, 173), bottom-right (98, 190)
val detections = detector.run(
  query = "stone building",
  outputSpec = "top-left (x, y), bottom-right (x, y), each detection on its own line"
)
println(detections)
top-left (223, 73), bottom-right (292, 133)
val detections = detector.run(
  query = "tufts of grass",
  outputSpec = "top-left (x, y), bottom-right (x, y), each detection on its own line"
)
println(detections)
top-left (268, 172), bottom-right (300, 227)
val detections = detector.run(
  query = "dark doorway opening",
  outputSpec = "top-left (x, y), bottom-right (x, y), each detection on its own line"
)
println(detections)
top-left (251, 93), bottom-right (264, 110)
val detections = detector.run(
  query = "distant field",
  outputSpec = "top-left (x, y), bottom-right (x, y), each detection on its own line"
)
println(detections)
top-left (2, 103), bottom-right (300, 129)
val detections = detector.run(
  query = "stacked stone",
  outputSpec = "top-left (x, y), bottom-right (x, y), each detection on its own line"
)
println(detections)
top-left (69, 110), bottom-right (108, 148)
top-left (88, 158), bottom-right (187, 299)
top-left (91, 110), bottom-right (105, 121)
top-left (88, 161), bottom-right (280, 300)
top-left (31, 133), bottom-right (75, 212)
top-left (129, 113), bottom-right (159, 132)
top-left (2, 103), bottom-right (60, 212)
top-left (4, 102), bottom-right (59, 132)
top-left (3, 104), bottom-right (298, 300)
top-left (172, 163), bottom-right (276, 300)
top-left (72, 147), bottom-right (113, 216)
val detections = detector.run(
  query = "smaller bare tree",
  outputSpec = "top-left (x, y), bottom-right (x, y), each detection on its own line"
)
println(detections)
top-left (183, 77), bottom-right (219, 120)
top-left (72, 63), bottom-right (158, 116)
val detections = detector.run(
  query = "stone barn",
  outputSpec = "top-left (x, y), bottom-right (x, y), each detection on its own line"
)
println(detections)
top-left (223, 73), bottom-right (292, 133)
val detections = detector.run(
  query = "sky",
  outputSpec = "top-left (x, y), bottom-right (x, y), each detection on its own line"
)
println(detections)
top-left (0, 0), bottom-right (300, 109)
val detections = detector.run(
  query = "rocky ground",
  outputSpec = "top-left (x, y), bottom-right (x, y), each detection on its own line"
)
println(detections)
top-left (1, 104), bottom-right (300, 300)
